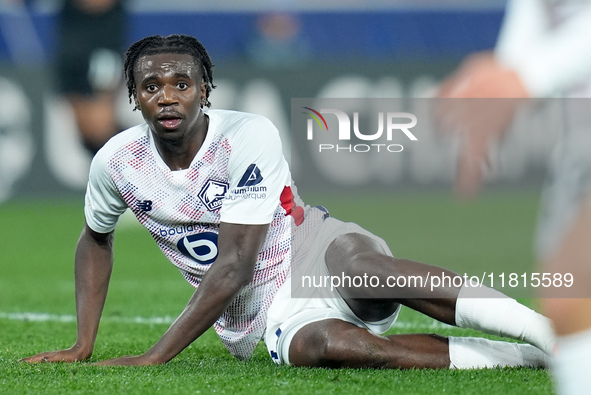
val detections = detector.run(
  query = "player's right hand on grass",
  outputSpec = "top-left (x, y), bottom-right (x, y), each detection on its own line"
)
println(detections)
top-left (20, 345), bottom-right (91, 363)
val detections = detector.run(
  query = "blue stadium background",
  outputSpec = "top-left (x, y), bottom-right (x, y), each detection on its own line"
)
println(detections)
top-left (0, 1), bottom-right (504, 63)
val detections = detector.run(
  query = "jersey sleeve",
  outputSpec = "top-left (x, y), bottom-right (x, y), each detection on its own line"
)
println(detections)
top-left (84, 147), bottom-right (128, 233)
top-left (496, 0), bottom-right (591, 96)
top-left (220, 115), bottom-right (290, 225)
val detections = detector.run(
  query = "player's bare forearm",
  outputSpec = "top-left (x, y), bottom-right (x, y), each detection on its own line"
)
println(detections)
top-left (72, 224), bottom-right (114, 357)
top-left (94, 278), bottom-right (242, 366)
top-left (21, 224), bottom-right (114, 363)
top-left (136, 265), bottom-right (253, 364)
top-left (98, 222), bottom-right (270, 365)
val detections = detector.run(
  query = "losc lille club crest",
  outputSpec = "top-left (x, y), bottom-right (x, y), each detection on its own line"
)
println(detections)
top-left (198, 179), bottom-right (228, 211)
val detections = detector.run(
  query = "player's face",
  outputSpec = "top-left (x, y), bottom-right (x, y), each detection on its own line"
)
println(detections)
top-left (133, 53), bottom-right (207, 141)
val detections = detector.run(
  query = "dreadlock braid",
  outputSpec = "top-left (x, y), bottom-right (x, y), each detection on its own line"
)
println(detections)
top-left (123, 34), bottom-right (216, 109)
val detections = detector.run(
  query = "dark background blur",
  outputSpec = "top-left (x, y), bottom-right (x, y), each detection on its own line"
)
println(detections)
top-left (0, 0), bottom-right (553, 203)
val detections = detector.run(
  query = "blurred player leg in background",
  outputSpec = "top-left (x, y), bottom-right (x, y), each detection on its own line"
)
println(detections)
top-left (436, 1), bottom-right (591, 393)
top-left (56, 0), bottom-right (126, 155)
top-left (535, 103), bottom-right (591, 394)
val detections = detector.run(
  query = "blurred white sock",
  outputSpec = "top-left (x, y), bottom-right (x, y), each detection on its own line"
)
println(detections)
top-left (553, 327), bottom-right (591, 395)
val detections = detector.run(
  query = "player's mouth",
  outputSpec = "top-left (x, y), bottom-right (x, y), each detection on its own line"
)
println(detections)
top-left (157, 112), bottom-right (183, 130)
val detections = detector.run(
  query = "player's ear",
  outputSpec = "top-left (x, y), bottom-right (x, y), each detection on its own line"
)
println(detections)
top-left (133, 92), bottom-right (141, 111)
top-left (201, 82), bottom-right (207, 97)
top-left (199, 83), bottom-right (208, 108)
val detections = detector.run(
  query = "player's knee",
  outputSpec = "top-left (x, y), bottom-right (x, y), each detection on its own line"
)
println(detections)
top-left (289, 324), bottom-right (334, 367)
top-left (289, 321), bottom-right (359, 368)
top-left (541, 298), bottom-right (576, 324)
top-left (326, 233), bottom-right (388, 277)
top-left (541, 298), bottom-right (591, 335)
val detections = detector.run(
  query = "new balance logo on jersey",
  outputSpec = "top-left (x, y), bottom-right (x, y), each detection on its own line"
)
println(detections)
top-left (136, 200), bottom-right (153, 212)
top-left (198, 179), bottom-right (228, 211)
top-left (237, 164), bottom-right (263, 187)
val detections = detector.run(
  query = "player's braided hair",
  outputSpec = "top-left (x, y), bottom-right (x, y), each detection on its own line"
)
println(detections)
top-left (123, 34), bottom-right (216, 109)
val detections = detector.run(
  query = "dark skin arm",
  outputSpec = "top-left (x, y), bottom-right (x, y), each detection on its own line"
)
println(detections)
top-left (95, 221), bottom-right (269, 366)
top-left (21, 224), bottom-right (114, 363)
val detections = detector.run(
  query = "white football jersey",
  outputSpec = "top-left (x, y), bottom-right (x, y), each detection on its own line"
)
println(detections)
top-left (84, 109), bottom-right (326, 359)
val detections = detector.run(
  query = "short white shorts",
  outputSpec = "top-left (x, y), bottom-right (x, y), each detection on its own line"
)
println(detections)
top-left (264, 217), bottom-right (401, 365)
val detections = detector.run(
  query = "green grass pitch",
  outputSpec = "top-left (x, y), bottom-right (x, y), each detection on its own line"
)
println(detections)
top-left (0, 191), bottom-right (554, 394)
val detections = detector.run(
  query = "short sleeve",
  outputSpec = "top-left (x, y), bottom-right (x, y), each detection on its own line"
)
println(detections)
top-left (84, 148), bottom-right (128, 233)
top-left (220, 115), bottom-right (289, 225)
top-left (496, 0), bottom-right (591, 96)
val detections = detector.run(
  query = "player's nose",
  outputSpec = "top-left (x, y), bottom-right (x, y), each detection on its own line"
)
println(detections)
top-left (158, 85), bottom-right (179, 105)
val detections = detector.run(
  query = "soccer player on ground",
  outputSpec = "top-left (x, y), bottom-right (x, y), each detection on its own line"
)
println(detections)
top-left (23, 34), bottom-right (554, 369)
top-left (436, 0), bottom-right (591, 393)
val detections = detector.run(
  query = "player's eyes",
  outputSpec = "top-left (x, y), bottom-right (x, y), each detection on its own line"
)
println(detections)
top-left (177, 82), bottom-right (189, 90)
top-left (146, 84), bottom-right (158, 92)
